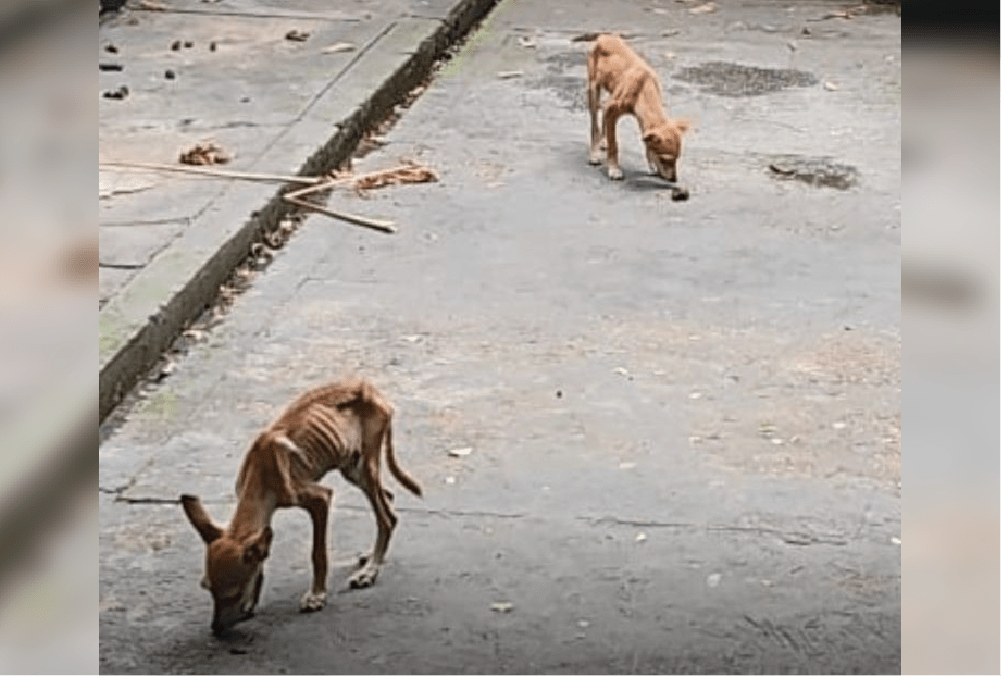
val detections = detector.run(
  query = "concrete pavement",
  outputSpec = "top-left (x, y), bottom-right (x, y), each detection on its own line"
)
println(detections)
top-left (100, 0), bottom-right (900, 673)
top-left (99, 0), bottom-right (498, 421)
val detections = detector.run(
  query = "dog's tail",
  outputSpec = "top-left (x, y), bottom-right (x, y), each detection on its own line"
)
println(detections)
top-left (383, 419), bottom-right (423, 498)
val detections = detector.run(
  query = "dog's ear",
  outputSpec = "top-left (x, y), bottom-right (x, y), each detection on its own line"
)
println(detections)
top-left (180, 494), bottom-right (223, 544)
top-left (243, 526), bottom-right (273, 564)
top-left (674, 118), bottom-right (691, 134)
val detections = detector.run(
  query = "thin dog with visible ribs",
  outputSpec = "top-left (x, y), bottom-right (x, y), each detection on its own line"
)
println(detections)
top-left (180, 378), bottom-right (422, 635)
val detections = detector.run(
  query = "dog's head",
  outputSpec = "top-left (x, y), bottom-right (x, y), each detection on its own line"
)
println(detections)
top-left (180, 494), bottom-right (272, 636)
top-left (643, 118), bottom-right (690, 182)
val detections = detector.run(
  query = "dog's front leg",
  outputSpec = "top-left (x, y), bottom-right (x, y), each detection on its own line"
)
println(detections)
top-left (602, 101), bottom-right (626, 180)
top-left (299, 484), bottom-right (333, 612)
top-left (646, 146), bottom-right (660, 175)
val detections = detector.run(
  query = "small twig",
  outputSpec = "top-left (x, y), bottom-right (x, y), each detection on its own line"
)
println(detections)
top-left (284, 195), bottom-right (396, 233)
top-left (99, 262), bottom-right (145, 270)
top-left (806, 11), bottom-right (855, 21)
top-left (99, 161), bottom-right (323, 185)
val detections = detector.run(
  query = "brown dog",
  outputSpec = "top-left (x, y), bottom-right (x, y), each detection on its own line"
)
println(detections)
top-left (587, 33), bottom-right (690, 182)
top-left (180, 378), bottom-right (422, 635)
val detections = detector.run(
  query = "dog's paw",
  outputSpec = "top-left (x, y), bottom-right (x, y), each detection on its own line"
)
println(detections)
top-left (607, 166), bottom-right (624, 180)
top-left (348, 566), bottom-right (379, 589)
top-left (587, 153), bottom-right (602, 166)
top-left (299, 590), bottom-right (327, 613)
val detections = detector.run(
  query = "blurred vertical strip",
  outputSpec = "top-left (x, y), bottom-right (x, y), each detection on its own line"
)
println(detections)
top-left (0, 0), bottom-right (96, 673)
top-left (902, 2), bottom-right (999, 674)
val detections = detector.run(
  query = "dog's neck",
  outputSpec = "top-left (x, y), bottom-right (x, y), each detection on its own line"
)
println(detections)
top-left (634, 86), bottom-right (671, 134)
top-left (227, 465), bottom-right (278, 541)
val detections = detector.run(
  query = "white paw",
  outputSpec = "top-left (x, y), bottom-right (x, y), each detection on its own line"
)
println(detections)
top-left (299, 590), bottom-right (327, 613)
top-left (587, 153), bottom-right (602, 166)
top-left (348, 565), bottom-right (379, 589)
top-left (608, 166), bottom-right (624, 180)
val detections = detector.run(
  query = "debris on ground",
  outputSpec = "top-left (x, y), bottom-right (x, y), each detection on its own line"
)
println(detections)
top-left (99, 63), bottom-right (123, 71)
top-left (824, 81), bottom-right (839, 91)
top-left (517, 36), bottom-right (536, 48)
top-left (209, 41), bottom-right (217, 51)
top-left (285, 29), bottom-right (310, 42)
top-left (104, 43), bottom-right (118, 53)
top-left (164, 69), bottom-right (176, 80)
top-left (322, 42), bottom-right (356, 54)
top-left (448, 447), bottom-right (473, 457)
top-left (352, 162), bottom-right (438, 192)
top-left (103, 85), bottom-right (129, 100)
top-left (768, 164), bottom-right (796, 176)
top-left (571, 31), bottom-right (639, 42)
top-left (635, 532), bottom-right (648, 543)
top-left (689, 2), bottom-right (717, 15)
top-left (707, 573), bottom-right (722, 588)
top-left (171, 40), bottom-right (181, 51)
top-left (490, 602), bottom-right (514, 613)
top-left (179, 142), bottom-right (231, 165)
top-left (497, 70), bottom-right (523, 79)
top-left (137, 0), bottom-right (166, 10)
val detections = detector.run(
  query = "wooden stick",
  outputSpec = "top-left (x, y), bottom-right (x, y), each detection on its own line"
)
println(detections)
top-left (99, 161), bottom-right (323, 185)
top-left (284, 195), bottom-right (396, 234)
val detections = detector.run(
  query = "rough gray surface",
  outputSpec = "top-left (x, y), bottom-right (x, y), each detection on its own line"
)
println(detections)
top-left (99, 0), bottom-right (499, 422)
top-left (100, 0), bottom-right (900, 673)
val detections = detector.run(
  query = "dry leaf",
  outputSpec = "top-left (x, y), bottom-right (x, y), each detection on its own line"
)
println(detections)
top-left (635, 532), bottom-right (648, 543)
top-left (823, 81), bottom-right (838, 91)
top-left (448, 447), bottom-right (473, 457)
top-left (179, 142), bottom-right (230, 165)
top-left (491, 602), bottom-right (514, 613)
top-left (285, 30), bottom-right (310, 42)
top-left (353, 163), bottom-right (438, 191)
top-left (497, 70), bottom-right (523, 79)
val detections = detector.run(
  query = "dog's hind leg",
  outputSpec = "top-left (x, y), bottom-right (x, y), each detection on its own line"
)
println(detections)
top-left (298, 483), bottom-right (333, 612)
top-left (347, 418), bottom-right (399, 589)
top-left (587, 49), bottom-right (604, 165)
top-left (348, 466), bottom-right (397, 589)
